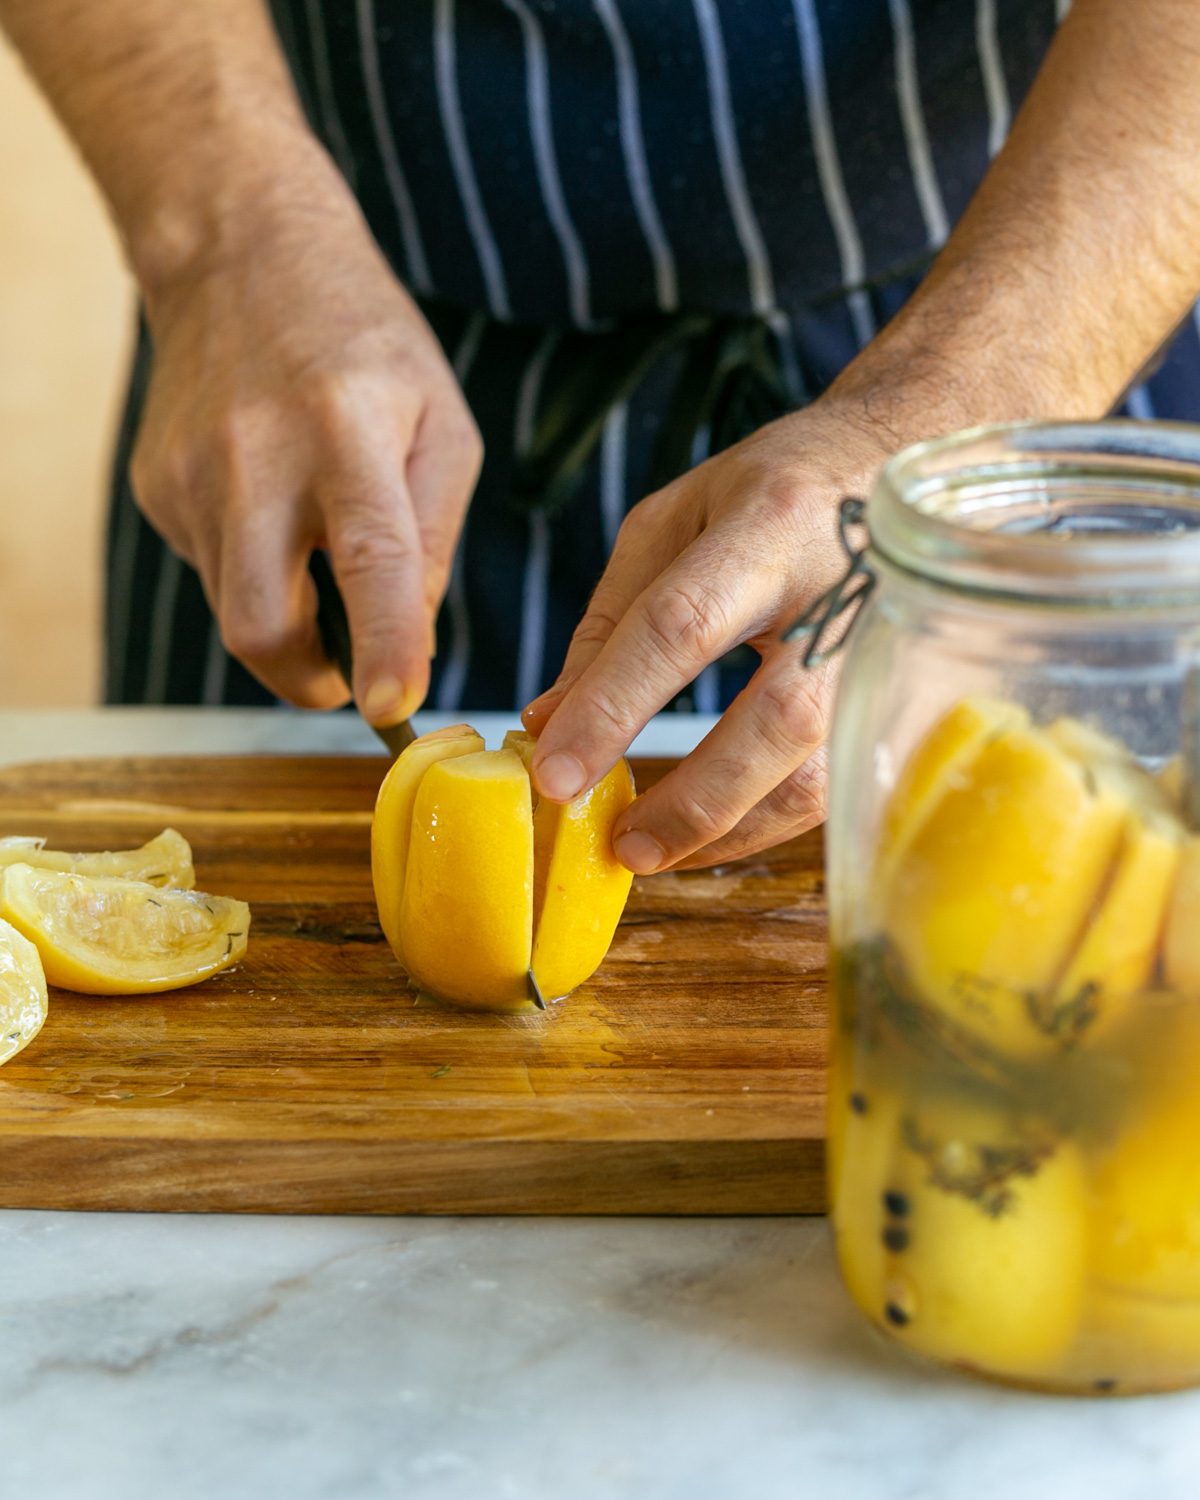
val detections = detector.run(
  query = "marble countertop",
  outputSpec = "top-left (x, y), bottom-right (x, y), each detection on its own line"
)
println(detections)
top-left (2, 709), bottom-right (1199, 1500)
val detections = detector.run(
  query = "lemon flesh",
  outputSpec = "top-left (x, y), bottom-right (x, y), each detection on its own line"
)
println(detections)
top-left (400, 749), bottom-right (535, 1011)
top-left (0, 828), bottom-right (194, 888)
top-left (0, 864), bottom-right (250, 995)
top-left (0, 916), bottom-right (48, 1063)
top-left (372, 724), bottom-right (484, 961)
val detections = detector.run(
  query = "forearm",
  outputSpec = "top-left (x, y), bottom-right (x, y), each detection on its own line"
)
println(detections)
top-left (0, 0), bottom-right (338, 308)
top-left (837, 0), bottom-right (1200, 430)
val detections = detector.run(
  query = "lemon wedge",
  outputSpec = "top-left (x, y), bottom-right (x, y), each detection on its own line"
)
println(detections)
top-left (0, 916), bottom-right (48, 1062)
top-left (0, 864), bottom-right (249, 995)
top-left (0, 828), bottom-right (194, 888)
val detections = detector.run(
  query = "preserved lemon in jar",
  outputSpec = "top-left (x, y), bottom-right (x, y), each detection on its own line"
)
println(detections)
top-left (816, 422), bottom-right (1200, 1394)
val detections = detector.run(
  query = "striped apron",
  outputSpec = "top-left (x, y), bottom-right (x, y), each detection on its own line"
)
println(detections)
top-left (105, 0), bottom-right (1200, 711)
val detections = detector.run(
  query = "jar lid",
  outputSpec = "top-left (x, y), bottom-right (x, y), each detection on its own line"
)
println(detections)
top-left (870, 421), bottom-right (1200, 606)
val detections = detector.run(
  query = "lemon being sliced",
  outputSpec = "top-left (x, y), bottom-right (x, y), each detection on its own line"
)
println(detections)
top-left (0, 865), bottom-right (250, 995)
top-left (0, 828), bottom-right (195, 888)
top-left (0, 915), bottom-right (48, 1062)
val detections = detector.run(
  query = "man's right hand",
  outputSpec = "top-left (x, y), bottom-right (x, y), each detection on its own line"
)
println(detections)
top-left (0, 0), bottom-right (481, 724)
top-left (133, 155), bottom-right (482, 722)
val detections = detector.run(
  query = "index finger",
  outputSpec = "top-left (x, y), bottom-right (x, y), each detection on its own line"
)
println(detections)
top-left (321, 456), bottom-right (431, 726)
top-left (530, 525), bottom-right (780, 801)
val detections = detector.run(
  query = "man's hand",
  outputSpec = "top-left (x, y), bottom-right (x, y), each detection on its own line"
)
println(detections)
top-left (526, 0), bottom-right (1200, 872)
top-left (134, 166), bottom-right (481, 721)
top-left (522, 399), bottom-right (887, 872)
top-left (0, 0), bottom-right (480, 723)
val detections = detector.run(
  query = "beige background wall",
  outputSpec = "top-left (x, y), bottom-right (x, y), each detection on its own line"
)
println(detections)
top-left (0, 33), bottom-right (134, 706)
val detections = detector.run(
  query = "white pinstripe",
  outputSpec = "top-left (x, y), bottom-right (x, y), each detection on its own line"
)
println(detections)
top-left (434, 0), bottom-right (512, 321)
top-left (356, 0), bottom-right (433, 294)
top-left (599, 402), bottom-right (629, 556)
top-left (515, 335), bottom-right (561, 708)
top-left (975, 0), bottom-right (1011, 159)
top-left (303, 0), bottom-right (357, 187)
top-left (1055, 0), bottom-right (1072, 19)
top-left (436, 314), bottom-right (489, 711)
top-left (691, 0), bottom-right (776, 315)
top-left (1194, 301), bottom-right (1200, 350)
top-left (1126, 384), bottom-right (1155, 420)
top-left (791, 0), bottom-right (874, 348)
top-left (142, 549), bottom-right (183, 705)
top-left (594, 0), bottom-right (679, 313)
top-left (888, 0), bottom-right (949, 249)
top-left (502, 0), bottom-right (593, 328)
top-left (201, 616), bottom-right (229, 706)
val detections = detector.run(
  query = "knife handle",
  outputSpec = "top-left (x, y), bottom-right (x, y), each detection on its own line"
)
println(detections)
top-left (309, 550), bottom-right (355, 691)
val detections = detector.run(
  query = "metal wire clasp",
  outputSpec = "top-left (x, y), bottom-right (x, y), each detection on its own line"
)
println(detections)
top-left (782, 497), bottom-right (875, 666)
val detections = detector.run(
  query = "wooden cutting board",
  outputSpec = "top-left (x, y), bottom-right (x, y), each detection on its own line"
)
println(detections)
top-left (0, 755), bottom-right (829, 1214)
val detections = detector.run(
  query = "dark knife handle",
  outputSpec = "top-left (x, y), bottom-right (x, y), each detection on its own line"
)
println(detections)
top-left (308, 551), bottom-right (416, 758)
top-left (310, 550), bottom-right (355, 692)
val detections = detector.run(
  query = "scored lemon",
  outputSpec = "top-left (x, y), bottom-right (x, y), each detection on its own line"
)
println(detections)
top-left (372, 725), bottom-right (636, 1012)
top-left (0, 864), bottom-right (250, 995)
top-left (0, 915), bottom-right (48, 1063)
top-left (0, 828), bottom-right (194, 888)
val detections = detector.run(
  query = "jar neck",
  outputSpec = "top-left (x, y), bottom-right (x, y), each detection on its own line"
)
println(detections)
top-left (869, 421), bottom-right (1200, 609)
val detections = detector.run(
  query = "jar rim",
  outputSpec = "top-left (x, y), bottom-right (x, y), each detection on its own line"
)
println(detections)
top-left (869, 420), bottom-right (1200, 606)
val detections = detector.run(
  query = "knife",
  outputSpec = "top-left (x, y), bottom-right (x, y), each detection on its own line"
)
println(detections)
top-left (311, 553), bottom-right (547, 1011)
top-left (309, 551), bottom-right (417, 760)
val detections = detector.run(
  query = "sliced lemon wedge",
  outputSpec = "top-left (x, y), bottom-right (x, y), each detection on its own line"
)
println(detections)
top-left (0, 828), bottom-right (194, 888)
top-left (0, 915), bottom-right (48, 1062)
top-left (0, 864), bottom-right (249, 995)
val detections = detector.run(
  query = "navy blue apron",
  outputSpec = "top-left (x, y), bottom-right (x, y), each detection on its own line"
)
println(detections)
top-left (105, 0), bottom-right (1200, 710)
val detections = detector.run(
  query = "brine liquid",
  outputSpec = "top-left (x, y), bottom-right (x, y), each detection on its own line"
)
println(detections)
top-left (828, 938), bottom-right (1200, 1395)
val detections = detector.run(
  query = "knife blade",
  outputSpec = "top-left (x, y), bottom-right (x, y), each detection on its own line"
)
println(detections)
top-left (309, 551), bottom-right (417, 760)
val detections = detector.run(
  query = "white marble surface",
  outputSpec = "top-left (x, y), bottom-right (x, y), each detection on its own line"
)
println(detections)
top-left (2, 710), bottom-right (1200, 1500)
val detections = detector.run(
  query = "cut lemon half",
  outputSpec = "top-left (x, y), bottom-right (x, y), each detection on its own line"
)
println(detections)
top-left (0, 915), bottom-right (48, 1063)
top-left (0, 864), bottom-right (250, 995)
top-left (0, 828), bottom-right (194, 888)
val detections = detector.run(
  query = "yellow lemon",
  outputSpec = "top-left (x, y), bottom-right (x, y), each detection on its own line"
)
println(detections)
top-left (0, 828), bottom-right (194, 888)
top-left (371, 724), bottom-right (484, 959)
top-left (0, 864), bottom-right (249, 995)
top-left (373, 725), bottom-right (635, 1012)
top-left (879, 715), bottom-right (1125, 1055)
top-left (0, 915), bottom-right (48, 1064)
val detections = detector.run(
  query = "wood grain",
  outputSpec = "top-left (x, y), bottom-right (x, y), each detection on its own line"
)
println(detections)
top-left (0, 756), bottom-right (830, 1214)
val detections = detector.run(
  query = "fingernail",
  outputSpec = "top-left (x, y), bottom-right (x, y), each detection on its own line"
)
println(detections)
top-left (535, 751), bottom-right (587, 801)
top-left (362, 676), bottom-right (411, 725)
top-left (614, 829), bottom-right (665, 875)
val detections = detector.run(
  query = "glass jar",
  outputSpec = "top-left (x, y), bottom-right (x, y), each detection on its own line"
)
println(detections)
top-left (820, 421), bottom-right (1200, 1395)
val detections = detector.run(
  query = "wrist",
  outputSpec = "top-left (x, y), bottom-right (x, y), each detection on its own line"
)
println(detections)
top-left (129, 124), bottom-right (354, 320)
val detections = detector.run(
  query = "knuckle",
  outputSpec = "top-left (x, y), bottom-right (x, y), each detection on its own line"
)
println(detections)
top-left (642, 583), bottom-right (732, 666)
top-left (332, 515), bottom-right (414, 583)
top-left (221, 608), bottom-right (305, 669)
top-left (756, 670), bottom-right (828, 758)
top-left (668, 784), bottom-right (737, 845)
top-left (580, 683), bottom-right (639, 743)
top-left (768, 762), bottom-right (826, 828)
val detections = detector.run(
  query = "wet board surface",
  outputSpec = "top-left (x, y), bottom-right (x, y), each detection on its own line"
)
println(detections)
top-left (0, 756), bottom-right (829, 1214)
